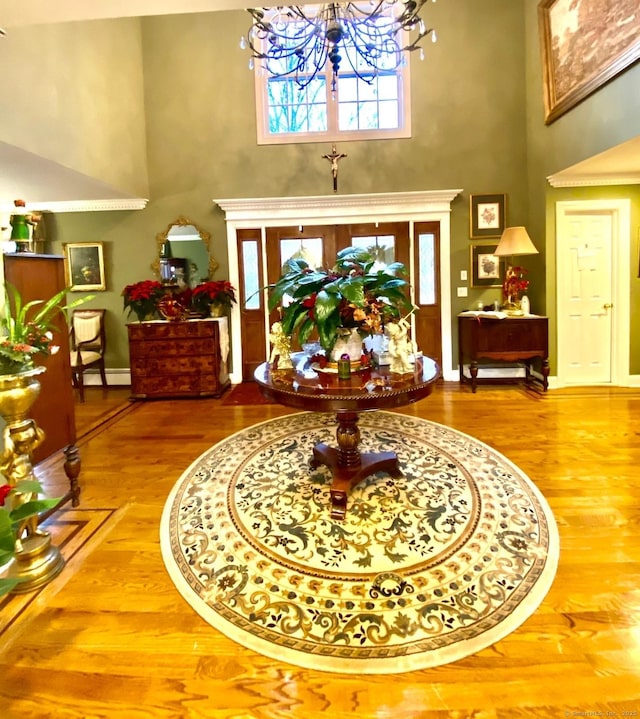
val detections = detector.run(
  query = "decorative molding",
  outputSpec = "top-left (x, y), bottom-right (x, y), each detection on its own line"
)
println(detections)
top-left (0, 198), bottom-right (148, 213)
top-left (214, 190), bottom-right (463, 225)
top-left (547, 173), bottom-right (640, 188)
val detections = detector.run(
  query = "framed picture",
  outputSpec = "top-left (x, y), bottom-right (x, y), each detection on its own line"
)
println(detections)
top-left (470, 242), bottom-right (506, 288)
top-left (64, 242), bottom-right (106, 291)
top-left (538, 0), bottom-right (640, 124)
top-left (470, 194), bottom-right (506, 238)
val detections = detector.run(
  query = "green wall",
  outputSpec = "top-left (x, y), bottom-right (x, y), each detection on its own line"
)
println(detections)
top-left (0, 19), bottom-right (149, 198)
top-left (44, 1), bottom-right (530, 374)
top-left (524, 0), bottom-right (640, 375)
top-left (5, 1), bottom-right (639, 378)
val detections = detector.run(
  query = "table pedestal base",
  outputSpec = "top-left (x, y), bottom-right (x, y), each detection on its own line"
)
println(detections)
top-left (310, 412), bottom-right (403, 520)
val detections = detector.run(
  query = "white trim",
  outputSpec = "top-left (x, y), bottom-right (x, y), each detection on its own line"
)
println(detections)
top-left (215, 190), bottom-right (462, 385)
top-left (547, 173), bottom-right (640, 188)
top-left (76, 368), bottom-right (131, 386)
top-left (555, 199), bottom-right (631, 387)
top-left (0, 199), bottom-right (149, 213)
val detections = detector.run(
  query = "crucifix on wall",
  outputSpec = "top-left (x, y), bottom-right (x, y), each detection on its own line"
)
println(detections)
top-left (322, 144), bottom-right (347, 193)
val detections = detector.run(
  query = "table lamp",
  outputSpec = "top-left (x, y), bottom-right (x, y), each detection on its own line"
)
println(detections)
top-left (494, 226), bottom-right (539, 314)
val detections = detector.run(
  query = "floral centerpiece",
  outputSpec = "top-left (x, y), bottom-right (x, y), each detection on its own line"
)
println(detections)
top-left (122, 280), bottom-right (165, 322)
top-left (268, 246), bottom-right (412, 358)
top-left (191, 280), bottom-right (237, 317)
top-left (502, 266), bottom-right (529, 313)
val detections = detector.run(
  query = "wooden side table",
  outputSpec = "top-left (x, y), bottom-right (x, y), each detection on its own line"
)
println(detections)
top-left (458, 313), bottom-right (549, 393)
top-left (254, 354), bottom-right (440, 519)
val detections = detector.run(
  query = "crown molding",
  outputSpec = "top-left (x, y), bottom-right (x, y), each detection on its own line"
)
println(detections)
top-left (547, 173), bottom-right (640, 188)
top-left (214, 190), bottom-right (463, 224)
top-left (0, 198), bottom-right (148, 213)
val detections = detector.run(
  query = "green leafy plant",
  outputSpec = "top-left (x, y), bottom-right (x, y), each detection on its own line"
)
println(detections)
top-left (0, 283), bottom-right (92, 374)
top-left (268, 246), bottom-right (413, 354)
top-left (0, 479), bottom-right (60, 596)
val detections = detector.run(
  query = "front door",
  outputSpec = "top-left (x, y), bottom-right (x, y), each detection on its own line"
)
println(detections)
top-left (240, 221), bottom-right (443, 380)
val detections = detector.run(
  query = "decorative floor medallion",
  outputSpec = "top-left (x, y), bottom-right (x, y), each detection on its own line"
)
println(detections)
top-left (160, 412), bottom-right (559, 673)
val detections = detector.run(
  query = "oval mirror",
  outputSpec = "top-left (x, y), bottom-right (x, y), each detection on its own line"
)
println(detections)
top-left (151, 216), bottom-right (219, 287)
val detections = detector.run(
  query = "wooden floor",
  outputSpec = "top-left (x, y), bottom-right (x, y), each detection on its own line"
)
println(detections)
top-left (1, 381), bottom-right (639, 718)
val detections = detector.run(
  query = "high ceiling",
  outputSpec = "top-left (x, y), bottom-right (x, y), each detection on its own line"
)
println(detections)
top-left (1, 0), bottom-right (638, 207)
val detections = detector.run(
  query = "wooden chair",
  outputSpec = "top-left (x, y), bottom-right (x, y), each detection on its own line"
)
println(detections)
top-left (69, 309), bottom-right (107, 402)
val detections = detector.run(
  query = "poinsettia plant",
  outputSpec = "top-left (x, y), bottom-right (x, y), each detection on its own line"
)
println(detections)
top-left (191, 280), bottom-right (237, 314)
top-left (122, 280), bottom-right (165, 322)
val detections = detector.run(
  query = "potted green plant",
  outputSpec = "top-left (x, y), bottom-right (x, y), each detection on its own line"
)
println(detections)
top-left (0, 283), bottom-right (90, 375)
top-left (0, 282), bottom-right (91, 595)
top-left (268, 246), bottom-right (413, 357)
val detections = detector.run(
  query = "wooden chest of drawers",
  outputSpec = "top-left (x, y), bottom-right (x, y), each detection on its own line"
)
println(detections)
top-left (127, 318), bottom-right (230, 399)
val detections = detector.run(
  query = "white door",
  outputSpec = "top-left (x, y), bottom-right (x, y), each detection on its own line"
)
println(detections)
top-left (556, 201), bottom-right (630, 386)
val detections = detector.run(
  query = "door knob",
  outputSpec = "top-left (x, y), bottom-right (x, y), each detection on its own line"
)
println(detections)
top-left (603, 303), bottom-right (613, 310)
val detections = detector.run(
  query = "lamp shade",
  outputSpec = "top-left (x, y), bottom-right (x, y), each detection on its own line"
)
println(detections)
top-left (494, 226), bottom-right (539, 257)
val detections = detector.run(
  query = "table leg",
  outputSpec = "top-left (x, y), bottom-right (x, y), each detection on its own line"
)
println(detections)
top-left (470, 361), bottom-right (478, 393)
top-left (310, 412), bottom-right (402, 520)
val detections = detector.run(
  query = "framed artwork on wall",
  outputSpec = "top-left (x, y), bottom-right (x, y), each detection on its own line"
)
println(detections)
top-left (538, 0), bottom-right (640, 124)
top-left (470, 194), bottom-right (506, 239)
top-left (64, 242), bottom-right (106, 291)
top-left (470, 242), bottom-right (506, 288)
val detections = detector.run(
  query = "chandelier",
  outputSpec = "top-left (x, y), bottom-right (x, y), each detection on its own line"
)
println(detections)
top-left (241, 1), bottom-right (437, 91)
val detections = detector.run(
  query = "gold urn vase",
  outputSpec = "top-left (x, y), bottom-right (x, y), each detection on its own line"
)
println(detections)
top-left (0, 366), bottom-right (65, 594)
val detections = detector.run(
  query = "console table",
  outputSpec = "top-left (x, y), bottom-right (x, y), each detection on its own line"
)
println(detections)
top-left (128, 318), bottom-right (229, 399)
top-left (458, 313), bottom-right (549, 393)
top-left (254, 353), bottom-right (440, 519)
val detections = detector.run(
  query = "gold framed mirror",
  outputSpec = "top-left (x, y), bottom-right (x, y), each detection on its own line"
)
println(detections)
top-left (151, 216), bottom-right (219, 287)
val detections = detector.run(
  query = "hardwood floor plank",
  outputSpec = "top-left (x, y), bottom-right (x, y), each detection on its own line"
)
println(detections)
top-left (0, 382), bottom-right (638, 718)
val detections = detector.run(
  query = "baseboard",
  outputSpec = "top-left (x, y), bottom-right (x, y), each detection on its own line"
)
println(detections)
top-left (78, 369), bottom-right (131, 387)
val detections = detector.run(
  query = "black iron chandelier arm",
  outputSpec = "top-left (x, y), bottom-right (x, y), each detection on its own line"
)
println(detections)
top-left (243, 0), bottom-right (437, 90)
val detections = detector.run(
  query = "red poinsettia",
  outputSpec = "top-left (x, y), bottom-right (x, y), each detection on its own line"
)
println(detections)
top-left (122, 280), bottom-right (164, 322)
top-left (191, 281), bottom-right (237, 312)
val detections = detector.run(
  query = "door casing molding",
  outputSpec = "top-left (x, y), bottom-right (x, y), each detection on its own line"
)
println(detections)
top-left (215, 190), bottom-right (463, 385)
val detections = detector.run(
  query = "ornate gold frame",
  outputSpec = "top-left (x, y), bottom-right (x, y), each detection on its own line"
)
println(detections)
top-left (150, 216), bottom-right (219, 279)
top-left (538, 0), bottom-right (640, 124)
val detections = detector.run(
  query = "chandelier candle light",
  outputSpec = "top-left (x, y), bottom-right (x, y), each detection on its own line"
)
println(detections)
top-left (241, 1), bottom-right (437, 92)
top-left (494, 226), bottom-right (539, 316)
